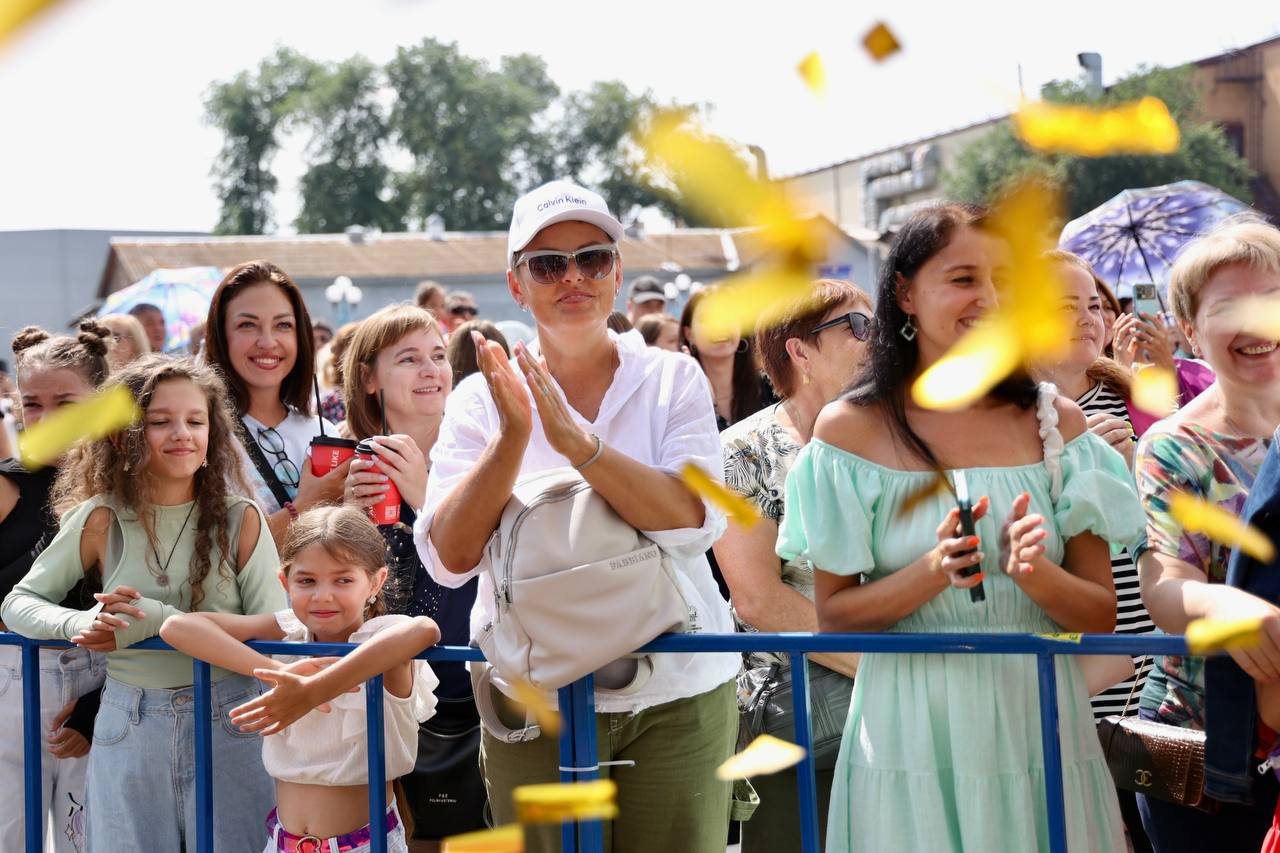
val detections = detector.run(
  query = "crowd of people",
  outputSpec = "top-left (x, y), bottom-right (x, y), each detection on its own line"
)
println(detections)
top-left (1, 177), bottom-right (1280, 853)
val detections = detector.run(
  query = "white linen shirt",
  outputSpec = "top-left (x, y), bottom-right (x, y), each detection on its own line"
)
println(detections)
top-left (413, 329), bottom-right (738, 714)
top-left (262, 611), bottom-right (439, 786)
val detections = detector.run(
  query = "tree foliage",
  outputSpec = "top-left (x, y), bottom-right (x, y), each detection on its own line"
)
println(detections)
top-left (945, 64), bottom-right (1254, 219)
top-left (206, 39), bottom-right (700, 234)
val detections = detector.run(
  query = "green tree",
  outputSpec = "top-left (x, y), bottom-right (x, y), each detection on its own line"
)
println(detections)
top-left (945, 64), bottom-right (1253, 219)
top-left (205, 48), bottom-right (317, 235)
top-left (386, 39), bottom-right (560, 231)
top-left (293, 56), bottom-right (404, 234)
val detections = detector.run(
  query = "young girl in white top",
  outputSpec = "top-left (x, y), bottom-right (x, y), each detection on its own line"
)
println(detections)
top-left (161, 505), bottom-right (440, 853)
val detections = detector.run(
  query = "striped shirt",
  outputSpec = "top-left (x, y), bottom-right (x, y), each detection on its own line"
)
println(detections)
top-left (1077, 382), bottom-right (1156, 719)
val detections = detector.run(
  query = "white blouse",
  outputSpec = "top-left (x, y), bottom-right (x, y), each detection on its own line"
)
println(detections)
top-left (238, 410), bottom-right (336, 514)
top-left (414, 329), bottom-right (738, 714)
top-left (261, 611), bottom-right (438, 787)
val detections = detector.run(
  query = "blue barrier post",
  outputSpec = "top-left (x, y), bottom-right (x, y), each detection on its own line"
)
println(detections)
top-left (570, 675), bottom-right (604, 853)
top-left (558, 684), bottom-right (579, 852)
top-left (366, 673), bottom-right (388, 853)
top-left (1036, 652), bottom-right (1068, 853)
top-left (789, 652), bottom-right (821, 853)
top-left (20, 640), bottom-right (41, 853)
top-left (193, 660), bottom-right (213, 853)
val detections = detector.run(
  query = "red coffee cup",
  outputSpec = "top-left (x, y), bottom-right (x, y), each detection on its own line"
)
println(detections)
top-left (310, 436), bottom-right (357, 477)
top-left (356, 438), bottom-right (401, 526)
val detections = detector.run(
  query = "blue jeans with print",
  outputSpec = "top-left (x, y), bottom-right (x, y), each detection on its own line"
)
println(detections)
top-left (86, 673), bottom-right (274, 853)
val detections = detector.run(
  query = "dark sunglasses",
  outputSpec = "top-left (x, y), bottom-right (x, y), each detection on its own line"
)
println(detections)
top-left (516, 243), bottom-right (618, 285)
top-left (449, 305), bottom-right (479, 318)
top-left (808, 311), bottom-right (871, 341)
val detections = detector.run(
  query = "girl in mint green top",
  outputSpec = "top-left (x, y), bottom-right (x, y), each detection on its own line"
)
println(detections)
top-left (778, 205), bottom-right (1142, 853)
top-left (1, 356), bottom-right (286, 852)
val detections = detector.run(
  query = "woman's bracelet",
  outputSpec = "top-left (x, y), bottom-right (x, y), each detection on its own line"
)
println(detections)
top-left (574, 434), bottom-right (605, 471)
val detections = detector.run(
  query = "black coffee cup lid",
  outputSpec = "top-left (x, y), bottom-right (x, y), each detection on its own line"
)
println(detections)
top-left (311, 436), bottom-right (357, 448)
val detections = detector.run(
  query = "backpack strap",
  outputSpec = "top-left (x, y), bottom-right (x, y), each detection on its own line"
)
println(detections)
top-left (235, 418), bottom-right (293, 512)
top-left (1036, 382), bottom-right (1065, 502)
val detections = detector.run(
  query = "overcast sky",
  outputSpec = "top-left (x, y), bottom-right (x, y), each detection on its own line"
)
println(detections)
top-left (2, 0), bottom-right (1278, 233)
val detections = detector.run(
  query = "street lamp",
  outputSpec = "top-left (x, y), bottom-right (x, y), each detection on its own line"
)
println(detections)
top-left (325, 276), bottom-right (363, 325)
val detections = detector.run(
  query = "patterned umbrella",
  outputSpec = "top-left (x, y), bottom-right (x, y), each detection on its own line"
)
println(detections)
top-left (97, 267), bottom-right (223, 352)
top-left (1058, 180), bottom-right (1250, 300)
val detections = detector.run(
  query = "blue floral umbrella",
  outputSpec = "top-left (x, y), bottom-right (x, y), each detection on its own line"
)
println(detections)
top-left (97, 267), bottom-right (223, 352)
top-left (1058, 180), bottom-right (1249, 300)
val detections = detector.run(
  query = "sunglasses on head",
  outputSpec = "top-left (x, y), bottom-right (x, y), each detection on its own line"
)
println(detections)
top-left (516, 243), bottom-right (618, 285)
top-left (807, 311), bottom-right (872, 341)
top-left (449, 305), bottom-right (478, 318)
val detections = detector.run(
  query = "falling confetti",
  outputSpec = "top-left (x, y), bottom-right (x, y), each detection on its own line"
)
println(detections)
top-left (796, 52), bottom-right (827, 94)
top-left (1185, 616), bottom-right (1265, 655)
top-left (717, 734), bottom-right (807, 780)
top-left (514, 780), bottom-right (618, 825)
top-left (1, 0), bottom-right (58, 43)
top-left (1130, 366), bottom-right (1178, 417)
top-left (1168, 492), bottom-right (1276, 562)
top-left (692, 267), bottom-right (816, 340)
top-left (680, 463), bottom-right (762, 528)
top-left (442, 824), bottom-right (524, 852)
top-left (18, 385), bottom-right (141, 469)
top-left (1222, 294), bottom-right (1280, 340)
top-left (911, 181), bottom-right (1069, 411)
top-left (509, 677), bottom-right (561, 736)
top-left (862, 21), bottom-right (902, 62)
top-left (1014, 97), bottom-right (1180, 157)
top-left (898, 471), bottom-right (951, 516)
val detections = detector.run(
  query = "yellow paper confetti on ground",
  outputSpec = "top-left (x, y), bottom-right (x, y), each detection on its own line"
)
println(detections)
top-left (680, 463), bottom-right (761, 528)
top-left (1186, 617), bottom-right (1265, 655)
top-left (1014, 97), bottom-right (1180, 157)
top-left (1169, 492), bottom-right (1276, 562)
top-left (862, 21), bottom-right (902, 61)
top-left (912, 319), bottom-right (1023, 411)
top-left (1131, 366), bottom-right (1178, 417)
top-left (509, 677), bottom-right (560, 737)
top-left (717, 734), bottom-right (807, 780)
top-left (796, 52), bottom-right (826, 94)
top-left (443, 824), bottom-right (524, 853)
top-left (514, 780), bottom-right (618, 825)
top-left (18, 385), bottom-right (141, 469)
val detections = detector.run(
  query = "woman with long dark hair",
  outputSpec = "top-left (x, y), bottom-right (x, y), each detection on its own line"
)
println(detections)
top-left (680, 289), bottom-right (771, 430)
top-left (779, 204), bottom-right (1139, 851)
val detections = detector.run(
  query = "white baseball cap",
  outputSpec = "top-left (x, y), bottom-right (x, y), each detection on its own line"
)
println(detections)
top-left (507, 180), bottom-right (624, 268)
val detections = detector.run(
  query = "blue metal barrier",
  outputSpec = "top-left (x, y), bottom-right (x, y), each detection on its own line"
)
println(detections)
top-left (0, 630), bottom-right (1191, 853)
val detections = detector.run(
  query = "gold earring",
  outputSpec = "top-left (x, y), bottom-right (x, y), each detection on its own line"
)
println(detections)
top-left (803, 373), bottom-right (811, 386)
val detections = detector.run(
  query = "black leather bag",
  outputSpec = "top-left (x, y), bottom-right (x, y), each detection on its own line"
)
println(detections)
top-left (399, 695), bottom-right (489, 839)
top-left (738, 658), bottom-right (853, 772)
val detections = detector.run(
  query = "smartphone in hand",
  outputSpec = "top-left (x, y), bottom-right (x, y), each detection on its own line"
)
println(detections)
top-left (954, 470), bottom-right (985, 603)
top-left (1133, 283), bottom-right (1161, 321)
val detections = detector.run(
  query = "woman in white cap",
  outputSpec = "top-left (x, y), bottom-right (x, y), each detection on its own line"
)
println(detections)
top-left (415, 180), bottom-right (739, 853)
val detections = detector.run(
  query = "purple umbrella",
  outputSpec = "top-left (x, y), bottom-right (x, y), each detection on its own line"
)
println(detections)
top-left (97, 266), bottom-right (223, 352)
top-left (1058, 180), bottom-right (1249, 300)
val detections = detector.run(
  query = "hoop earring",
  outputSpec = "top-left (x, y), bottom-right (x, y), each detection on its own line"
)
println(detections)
top-left (737, 339), bottom-right (749, 354)
top-left (899, 316), bottom-right (917, 342)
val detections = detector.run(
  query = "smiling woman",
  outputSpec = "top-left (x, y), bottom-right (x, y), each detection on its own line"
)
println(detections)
top-left (203, 261), bottom-right (345, 546)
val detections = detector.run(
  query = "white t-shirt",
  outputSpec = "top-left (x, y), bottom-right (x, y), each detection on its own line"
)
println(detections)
top-left (262, 610), bottom-right (438, 786)
top-left (238, 410), bottom-right (335, 513)
top-left (414, 329), bottom-right (738, 714)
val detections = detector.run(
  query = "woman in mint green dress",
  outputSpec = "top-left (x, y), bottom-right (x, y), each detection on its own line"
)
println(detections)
top-left (778, 204), bottom-right (1143, 853)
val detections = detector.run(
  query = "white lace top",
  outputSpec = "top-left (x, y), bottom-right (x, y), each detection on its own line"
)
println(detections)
top-left (261, 610), bottom-right (438, 787)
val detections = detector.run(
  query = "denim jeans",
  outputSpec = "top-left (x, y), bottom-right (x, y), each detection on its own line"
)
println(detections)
top-left (86, 673), bottom-right (275, 853)
top-left (0, 645), bottom-right (106, 853)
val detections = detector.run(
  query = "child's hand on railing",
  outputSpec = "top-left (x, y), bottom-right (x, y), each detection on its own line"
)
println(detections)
top-left (231, 656), bottom-right (353, 734)
top-left (71, 585), bottom-right (146, 651)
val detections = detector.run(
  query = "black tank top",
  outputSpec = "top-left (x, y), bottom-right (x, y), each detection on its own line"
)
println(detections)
top-left (0, 459), bottom-right (97, 607)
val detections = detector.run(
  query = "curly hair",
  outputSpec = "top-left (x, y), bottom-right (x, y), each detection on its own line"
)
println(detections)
top-left (52, 354), bottom-right (250, 610)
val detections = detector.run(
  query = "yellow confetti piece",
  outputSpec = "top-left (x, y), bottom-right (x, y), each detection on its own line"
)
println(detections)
top-left (717, 734), bottom-right (807, 780)
top-left (509, 677), bottom-right (560, 737)
top-left (912, 180), bottom-right (1069, 412)
top-left (1014, 97), bottom-right (1180, 157)
top-left (861, 21), bottom-right (902, 61)
top-left (1169, 492), bottom-right (1276, 563)
top-left (1130, 366), bottom-right (1178, 417)
top-left (442, 824), bottom-right (524, 852)
top-left (912, 319), bottom-right (1023, 411)
top-left (18, 385), bottom-right (141, 469)
top-left (1036, 632), bottom-right (1084, 643)
top-left (1186, 616), bottom-right (1266, 655)
top-left (1, 0), bottom-right (58, 43)
top-left (693, 266), bottom-right (816, 339)
top-left (1221, 294), bottom-right (1280, 339)
top-left (514, 780), bottom-right (618, 825)
top-left (680, 463), bottom-right (761, 528)
top-left (796, 52), bottom-right (826, 95)
top-left (898, 472), bottom-right (950, 517)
